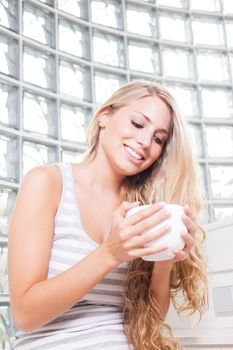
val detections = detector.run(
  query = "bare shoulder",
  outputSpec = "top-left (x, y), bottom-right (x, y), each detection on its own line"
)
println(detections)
top-left (18, 163), bottom-right (62, 215)
top-left (23, 163), bottom-right (60, 184)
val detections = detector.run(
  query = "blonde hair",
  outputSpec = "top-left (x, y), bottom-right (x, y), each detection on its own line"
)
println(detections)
top-left (85, 80), bottom-right (208, 349)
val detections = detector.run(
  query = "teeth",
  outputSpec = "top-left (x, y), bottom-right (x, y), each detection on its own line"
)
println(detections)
top-left (125, 146), bottom-right (143, 160)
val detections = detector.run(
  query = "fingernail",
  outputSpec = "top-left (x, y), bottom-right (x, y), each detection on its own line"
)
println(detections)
top-left (158, 201), bottom-right (165, 208)
top-left (132, 201), bottom-right (141, 206)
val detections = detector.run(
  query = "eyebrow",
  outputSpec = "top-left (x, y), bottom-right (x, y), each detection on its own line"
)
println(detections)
top-left (135, 111), bottom-right (169, 135)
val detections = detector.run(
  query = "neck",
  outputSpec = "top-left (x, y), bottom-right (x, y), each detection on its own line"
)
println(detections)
top-left (77, 154), bottom-right (125, 196)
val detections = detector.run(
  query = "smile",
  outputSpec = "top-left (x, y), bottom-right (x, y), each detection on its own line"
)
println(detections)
top-left (124, 145), bottom-right (144, 161)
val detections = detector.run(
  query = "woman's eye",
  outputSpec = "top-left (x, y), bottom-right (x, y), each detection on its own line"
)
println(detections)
top-left (131, 121), bottom-right (143, 128)
top-left (154, 136), bottom-right (163, 146)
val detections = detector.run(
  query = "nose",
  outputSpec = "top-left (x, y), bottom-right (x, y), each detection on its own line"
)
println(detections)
top-left (136, 132), bottom-right (151, 148)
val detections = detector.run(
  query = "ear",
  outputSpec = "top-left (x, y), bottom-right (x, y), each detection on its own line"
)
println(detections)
top-left (98, 108), bottom-right (111, 127)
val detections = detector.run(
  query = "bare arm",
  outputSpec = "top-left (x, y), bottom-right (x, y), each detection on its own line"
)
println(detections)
top-left (8, 166), bottom-right (118, 333)
top-left (150, 262), bottom-right (172, 318)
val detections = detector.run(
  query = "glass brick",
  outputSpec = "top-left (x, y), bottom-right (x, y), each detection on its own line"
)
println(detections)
top-left (126, 3), bottom-right (157, 37)
top-left (163, 47), bottom-right (194, 79)
top-left (196, 50), bottom-right (229, 82)
top-left (198, 164), bottom-right (208, 197)
top-left (23, 140), bottom-right (57, 176)
top-left (23, 46), bottom-right (55, 90)
top-left (190, 0), bottom-right (221, 12)
top-left (209, 165), bottom-right (233, 199)
top-left (0, 134), bottom-right (18, 182)
top-left (23, 91), bottom-right (57, 138)
top-left (91, 0), bottom-right (122, 29)
top-left (231, 55), bottom-right (233, 82)
top-left (225, 20), bottom-right (233, 48)
top-left (157, 0), bottom-right (187, 7)
top-left (222, 0), bottom-right (233, 13)
top-left (0, 33), bottom-right (18, 78)
top-left (159, 12), bottom-right (190, 43)
top-left (205, 126), bottom-right (233, 158)
top-left (201, 88), bottom-right (233, 119)
top-left (23, 2), bottom-right (54, 47)
top-left (167, 84), bottom-right (199, 118)
top-left (192, 16), bottom-right (224, 46)
top-left (59, 18), bottom-right (90, 59)
top-left (188, 123), bottom-right (204, 157)
top-left (94, 70), bottom-right (126, 104)
top-left (128, 41), bottom-right (160, 74)
top-left (93, 31), bottom-right (125, 68)
top-left (59, 60), bottom-right (91, 101)
top-left (38, 0), bottom-right (54, 5)
top-left (0, 0), bottom-right (18, 31)
top-left (60, 104), bottom-right (91, 144)
top-left (61, 148), bottom-right (86, 163)
top-left (214, 206), bottom-right (233, 221)
top-left (0, 82), bottom-right (19, 129)
top-left (57, 0), bottom-right (88, 19)
top-left (0, 245), bottom-right (8, 294)
top-left (0, 188), bottom-right (16, 236)
top-left (0, 305), bottom-right (13, 350)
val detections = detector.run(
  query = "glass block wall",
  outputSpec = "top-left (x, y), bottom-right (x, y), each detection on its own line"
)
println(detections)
top-left (0, 0), bottom-right (233, 347)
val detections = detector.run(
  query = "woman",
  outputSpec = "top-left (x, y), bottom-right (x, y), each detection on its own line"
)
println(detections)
top-left (8, 80), bottom-right (208, 349)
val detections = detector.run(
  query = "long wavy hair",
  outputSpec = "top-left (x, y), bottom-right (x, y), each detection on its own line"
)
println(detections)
top-left (84, 80), bottom-right (208, 349)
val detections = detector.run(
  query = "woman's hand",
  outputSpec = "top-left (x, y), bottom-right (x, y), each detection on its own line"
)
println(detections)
top-left (155, 205), bottom-right (197, 267)
top-left (179, 205), bottom-right (197, 259)
top-left (104, 201), bottom-right (170, 264)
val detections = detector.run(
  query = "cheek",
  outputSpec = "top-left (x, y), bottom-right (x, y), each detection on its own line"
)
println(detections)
top-left (101, 126), bottom-right (121, 151)
top-left (150, 145), bottom-right (162, 160)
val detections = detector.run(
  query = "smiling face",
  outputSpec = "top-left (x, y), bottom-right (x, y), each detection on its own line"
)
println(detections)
top-left (97, 95), bottom-right (171, 177)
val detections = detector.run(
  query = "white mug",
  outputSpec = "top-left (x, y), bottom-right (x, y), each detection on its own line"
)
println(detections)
top-left (126, 203), bottom-right (187, 261)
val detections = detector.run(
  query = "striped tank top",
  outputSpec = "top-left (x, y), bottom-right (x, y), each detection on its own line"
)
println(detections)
top-left (13, 162), bottom-right (130, 350)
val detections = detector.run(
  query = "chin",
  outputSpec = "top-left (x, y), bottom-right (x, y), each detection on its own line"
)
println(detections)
top-left (117, 162), bottom-right (146, 177)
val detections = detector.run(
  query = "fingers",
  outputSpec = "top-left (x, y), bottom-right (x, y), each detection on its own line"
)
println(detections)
top-left (172, 249), bottom-right (186, 261)
top-left (182, 209), bottom-right (198, 237)
top-left (123, 224), bottom-right (170, 250)
top-left (125, 202), bottom-right (165, 226)
top-left (121, 209), bottom-right (170, 242)
top-left (170, 231), bottom-right (195, 262)
top-left (182, 216), bottom-right (197, 236)
top-left (181, 231), bottom-right (195, 250)
top-left (128, 244), bottom-right (168, 259)
top-left (180, 206), bottom-right (198, 261)
top-left (183, 205), bottom-right (195, 220)
top-left (114, 201), bottom-right (141, 222)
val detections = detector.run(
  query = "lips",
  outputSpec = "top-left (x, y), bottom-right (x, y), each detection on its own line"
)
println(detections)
top-left (124, 144), bottom-right (145, 160)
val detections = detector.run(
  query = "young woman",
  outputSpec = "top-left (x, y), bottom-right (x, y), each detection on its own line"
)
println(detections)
top-left (8, 80), bottom-right (208, 349)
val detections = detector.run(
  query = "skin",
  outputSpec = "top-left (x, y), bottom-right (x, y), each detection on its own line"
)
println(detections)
top-left (8, 95), bottom-right (197, 333)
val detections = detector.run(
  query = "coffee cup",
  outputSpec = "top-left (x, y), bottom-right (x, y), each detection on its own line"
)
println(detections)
top-left (126, 203), bottom-right (186, 261)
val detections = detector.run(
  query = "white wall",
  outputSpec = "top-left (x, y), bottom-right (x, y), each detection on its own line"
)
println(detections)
top-left (166, 216), bottom-right (233, 349)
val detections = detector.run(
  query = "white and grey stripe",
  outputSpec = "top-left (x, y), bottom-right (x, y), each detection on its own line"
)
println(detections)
top-left (13, 162), bottom-right (130, 349)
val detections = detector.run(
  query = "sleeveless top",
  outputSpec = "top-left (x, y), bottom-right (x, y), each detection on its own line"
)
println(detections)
top-left (13, 162), bottom-right (131, 350)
